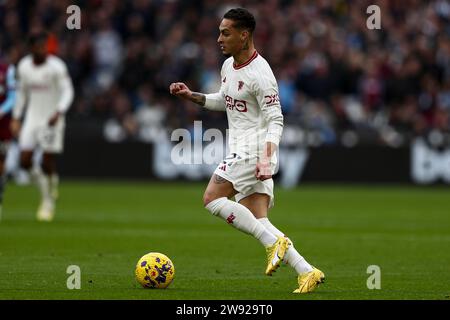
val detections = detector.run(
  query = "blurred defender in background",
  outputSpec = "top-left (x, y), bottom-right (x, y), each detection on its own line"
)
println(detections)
top-left (0, 49), bottom-right (16, 220)
top-left (11, 32), bottom-right (74, 222)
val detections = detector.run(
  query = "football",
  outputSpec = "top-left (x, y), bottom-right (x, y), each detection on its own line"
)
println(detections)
top-left (135, 252), bottom-right (175, 289)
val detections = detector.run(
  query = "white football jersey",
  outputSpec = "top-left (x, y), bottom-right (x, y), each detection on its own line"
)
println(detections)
top-left (13, 54), bottom-right (74, 126)
top-left (204, 51), bottom-right (284, 159)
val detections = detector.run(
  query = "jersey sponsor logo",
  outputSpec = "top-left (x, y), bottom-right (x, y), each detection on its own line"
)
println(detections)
top-left (264, 94), bottom-right (280, 106)
top-left (225, 95), bottom-right (247, 112)
top-left (238, 81), bottom-right (244, 91)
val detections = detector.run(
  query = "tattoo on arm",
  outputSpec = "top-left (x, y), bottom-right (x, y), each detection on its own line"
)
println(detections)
top-left (191, 92), bottom-right (206, 106)
top-left (213, 174), bottom-right (228, 184)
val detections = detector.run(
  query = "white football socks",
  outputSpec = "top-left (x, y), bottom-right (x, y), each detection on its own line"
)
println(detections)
top-left (205, 197), bottom-right (277, 247)
top-left (31, 167), bottom-right (52, 202)
top-left (258, 217), bottom-right (313, 274)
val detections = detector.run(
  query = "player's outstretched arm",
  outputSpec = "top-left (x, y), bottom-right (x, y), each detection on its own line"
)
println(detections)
top-left (169, 82), bottom-right (225, 111)
top-left (169, 82), bottom-right (205, 106)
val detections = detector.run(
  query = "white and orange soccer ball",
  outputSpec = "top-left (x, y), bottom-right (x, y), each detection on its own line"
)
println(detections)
top-left (135, 252), bottom-right (175, 289)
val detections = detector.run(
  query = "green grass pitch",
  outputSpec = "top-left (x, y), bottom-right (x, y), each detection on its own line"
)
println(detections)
top-left (0, 181), bottom-right (449, 300)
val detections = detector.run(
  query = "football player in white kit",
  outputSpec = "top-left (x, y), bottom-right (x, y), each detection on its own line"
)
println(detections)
top-left (11, 32), bottom-right (74, 222)
top-left (170, 8), bottom-right (324, 293)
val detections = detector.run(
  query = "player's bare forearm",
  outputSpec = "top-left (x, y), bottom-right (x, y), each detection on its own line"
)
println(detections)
top-left (261, 142), bottom-right (277, 163)
top-left (190, 92), bottom-right (206, 106)
top-left (169, 82), bottom-right (205, 106)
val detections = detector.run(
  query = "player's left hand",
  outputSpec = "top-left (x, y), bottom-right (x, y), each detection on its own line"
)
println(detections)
top-left (48, 111), bottom-right (61, 126)
top-left (255, 161), bottom-right (272, 181)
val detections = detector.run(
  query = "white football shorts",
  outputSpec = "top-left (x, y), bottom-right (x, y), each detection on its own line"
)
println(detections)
top-left (213, 152), bottom-right (276, 208)
top-left (19, 119), bottom-right (65, 153)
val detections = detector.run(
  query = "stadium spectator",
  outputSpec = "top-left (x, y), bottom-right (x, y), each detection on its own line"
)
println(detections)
top-left (1, 0), bottom-right (448, 147)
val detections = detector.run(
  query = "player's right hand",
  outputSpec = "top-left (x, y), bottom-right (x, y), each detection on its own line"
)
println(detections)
top-left (10, 119), bottom-right (21, 138)
top-left (169, 82), bottom-right (192, 99)
top-left (255, 161), bottom-right (272, 181)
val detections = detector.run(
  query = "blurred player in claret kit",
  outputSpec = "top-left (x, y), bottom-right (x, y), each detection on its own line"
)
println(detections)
top-left (10, 32), bottom-right (74, 222)
top-left (0, 49), bottom-right (17, 220)
top-left (170, 8), bottom-right (324, 293)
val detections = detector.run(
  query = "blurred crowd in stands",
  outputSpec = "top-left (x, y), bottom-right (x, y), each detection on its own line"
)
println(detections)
top-left (1, 0), bottom-right (450, 147)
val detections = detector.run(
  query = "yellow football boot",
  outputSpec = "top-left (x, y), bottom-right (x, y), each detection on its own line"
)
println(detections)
top-left (293, 267), bottom-right (325, 293)
top-left (36, 199), bottom-right (55, 222)
top-left (265, 236), bottom-right (291, 276)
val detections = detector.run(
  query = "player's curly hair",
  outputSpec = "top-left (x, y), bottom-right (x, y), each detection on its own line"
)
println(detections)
top-left (223, 8), bottom-right (256, 34)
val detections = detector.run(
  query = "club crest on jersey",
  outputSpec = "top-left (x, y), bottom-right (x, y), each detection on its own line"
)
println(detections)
top-left (225, 95), bottom-right (247, 112)
top-left (238, 80), bottom-right (244, 91)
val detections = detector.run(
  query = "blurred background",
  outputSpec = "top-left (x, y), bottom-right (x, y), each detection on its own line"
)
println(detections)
top-left (1, 0), bottom-right (450, 185)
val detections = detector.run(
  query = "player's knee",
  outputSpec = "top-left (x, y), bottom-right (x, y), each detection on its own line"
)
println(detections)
top-left (41, 165), bottom-right (51, 175)
top-left (41, 154), bottom-right (57, 175)
top-left (203, 192), bottom-right (216, 207)
top-left (41, 162), bottom-right (53, 175)
top-left (203, 190), bottom-right (226, 208)
top-left (20, 158), bottom-right (32, 170)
